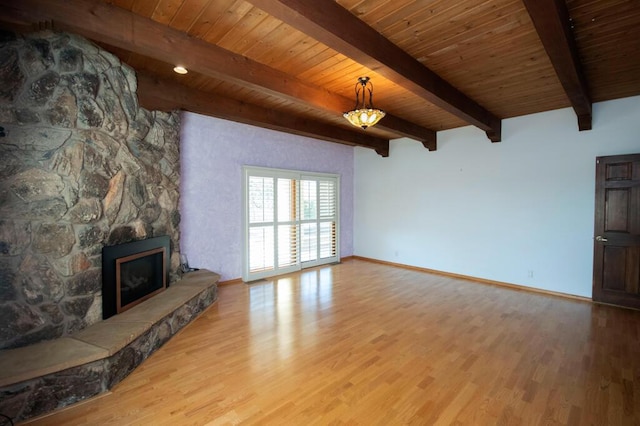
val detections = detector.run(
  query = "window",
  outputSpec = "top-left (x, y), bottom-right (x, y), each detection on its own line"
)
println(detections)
top-left (243, 167), bottom-right (340, 281)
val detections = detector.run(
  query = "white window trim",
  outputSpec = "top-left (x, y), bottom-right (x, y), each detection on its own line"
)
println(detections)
top-left (242, 166), bottom-right (340, 282)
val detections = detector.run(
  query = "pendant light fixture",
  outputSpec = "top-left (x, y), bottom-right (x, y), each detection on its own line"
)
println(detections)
top-left (343, 76), bottom-right (386, 129)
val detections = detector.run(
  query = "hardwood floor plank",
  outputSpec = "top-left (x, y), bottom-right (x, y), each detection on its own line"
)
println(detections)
top-left (22, 259), bottom-right (640, 425)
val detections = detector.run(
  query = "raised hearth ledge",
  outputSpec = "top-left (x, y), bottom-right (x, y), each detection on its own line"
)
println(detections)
top-left (0, 269), bottom-right (219, 422)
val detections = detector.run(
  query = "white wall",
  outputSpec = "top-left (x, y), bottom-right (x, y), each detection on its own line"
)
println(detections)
top-left (354, 96), bottom-right (640, 297)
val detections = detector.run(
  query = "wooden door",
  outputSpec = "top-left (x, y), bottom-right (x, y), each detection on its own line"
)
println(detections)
top-left (592, 154), bottom-right (640, 309)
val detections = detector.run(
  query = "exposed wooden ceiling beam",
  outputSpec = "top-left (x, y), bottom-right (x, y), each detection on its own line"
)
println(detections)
top-left (522, 0), bottom-right (592, 130)
top-left (0, 0), bottom-right (435, 148)
top-left (137, 73), bottom-right (390, 157)
top-left (379, 116), bottom-right (436, 151)
top-left (246, 0), bottom-right (502, 142)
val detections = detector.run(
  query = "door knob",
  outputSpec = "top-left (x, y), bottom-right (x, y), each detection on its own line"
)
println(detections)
top-left (595, 235), bottom-right (608, 242)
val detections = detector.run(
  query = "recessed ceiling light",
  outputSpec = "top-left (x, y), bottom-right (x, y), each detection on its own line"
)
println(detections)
top-left (173, 66), bottom-right (188, 75)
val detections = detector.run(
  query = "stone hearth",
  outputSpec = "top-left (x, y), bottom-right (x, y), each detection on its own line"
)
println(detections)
top-left (0, 269), bottom-right (219, 423)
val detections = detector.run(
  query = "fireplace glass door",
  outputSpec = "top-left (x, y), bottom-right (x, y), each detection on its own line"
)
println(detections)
top-left (116, 247), bottom-right (166, 313)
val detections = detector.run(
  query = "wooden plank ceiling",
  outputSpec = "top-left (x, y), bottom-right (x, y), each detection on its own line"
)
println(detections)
top-left (1, 0), bottom-right (639, 156)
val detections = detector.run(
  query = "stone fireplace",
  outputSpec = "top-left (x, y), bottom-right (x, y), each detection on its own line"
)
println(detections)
top-left (0, 30), bottom-right (182, 350)
top-left (0, 30), bottom-right (220, 423)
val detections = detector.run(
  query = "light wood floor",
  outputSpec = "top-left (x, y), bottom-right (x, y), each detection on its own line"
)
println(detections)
top-left (25, 259), bottom-right (640, 425)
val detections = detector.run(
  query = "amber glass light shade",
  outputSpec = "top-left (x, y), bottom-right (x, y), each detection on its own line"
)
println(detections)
top-left (343, 77), bottom-right (385, 129)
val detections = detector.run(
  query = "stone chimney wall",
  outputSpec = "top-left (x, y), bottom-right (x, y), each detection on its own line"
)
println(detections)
top-left (0, 31), bottom-right (181, 350)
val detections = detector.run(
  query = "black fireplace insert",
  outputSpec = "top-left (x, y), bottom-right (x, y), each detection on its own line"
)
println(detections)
top-left (102, 235), bottom-right (170, 319)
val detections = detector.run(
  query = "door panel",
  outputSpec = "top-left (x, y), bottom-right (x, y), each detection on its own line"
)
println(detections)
top-left (593, 154), bottom-right (640, 309)
top-left (604, 189), bottom-right (628, 231)
top-left (602, 246), bottom-right (626, 291)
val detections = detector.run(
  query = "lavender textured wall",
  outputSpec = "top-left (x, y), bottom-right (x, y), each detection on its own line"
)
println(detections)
top-left (180, 112), bottom-right (354, 281)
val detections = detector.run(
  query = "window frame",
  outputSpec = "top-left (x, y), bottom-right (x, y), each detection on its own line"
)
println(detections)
top-left (242, 166), bottom-right (340, 282)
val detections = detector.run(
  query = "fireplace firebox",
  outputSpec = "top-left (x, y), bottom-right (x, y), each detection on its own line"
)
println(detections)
top-left (102, 236), bottom-right (171, 319)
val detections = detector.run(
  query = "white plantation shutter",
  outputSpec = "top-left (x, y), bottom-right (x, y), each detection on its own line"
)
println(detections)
top-left (243, 167), bottom-right (339, 281)
top-left (300, 179), bottom-right (317, 263)
top-left (276, 177), bottom-right (297, 269)
top-left (300, 222), bottom-right (317, 263)
top-left (247, 176), bottom-right (275, 273)
top-left (319, 180), bottom-right (336, 219)
top-left (300, 177), bottom-right (338, 265)
top-left (318, 179), bottom-right (337, 260)
top-left (248, 176), bottom-right (274, 223)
